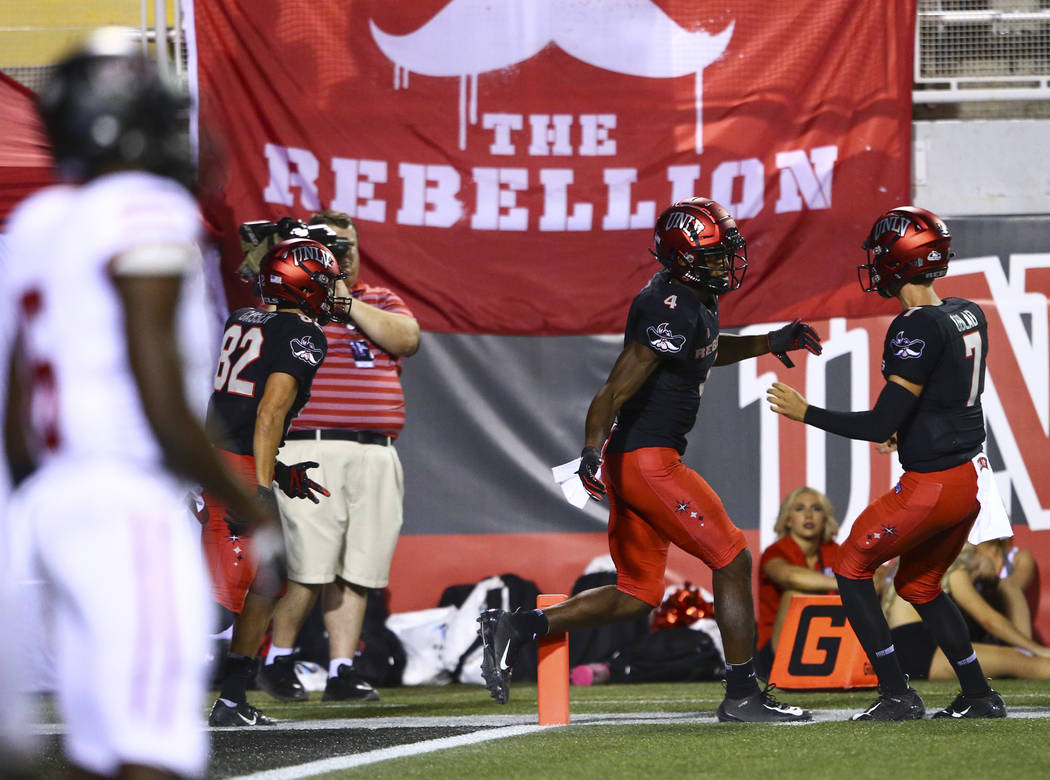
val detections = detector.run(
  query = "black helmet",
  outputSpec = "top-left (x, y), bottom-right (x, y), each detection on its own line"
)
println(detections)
top-left (37, 27), bottom-right (192, 185)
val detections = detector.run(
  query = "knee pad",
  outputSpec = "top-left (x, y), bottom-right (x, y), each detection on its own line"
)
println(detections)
top-left (894, 576), bottom-right (941, 606)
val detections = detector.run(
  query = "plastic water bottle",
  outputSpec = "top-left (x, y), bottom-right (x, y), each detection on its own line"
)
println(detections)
top-left (570, 662), bottom-right (611, 686)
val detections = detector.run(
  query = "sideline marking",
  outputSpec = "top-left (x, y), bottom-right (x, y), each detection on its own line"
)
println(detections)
top-left (27, 703), bottom-right (1050, 736)
top-left (224, 723), bottom-right (547, 780)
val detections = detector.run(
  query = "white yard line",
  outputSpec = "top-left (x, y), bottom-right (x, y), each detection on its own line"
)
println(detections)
top-left (224, 724), bottom-right (548, 780)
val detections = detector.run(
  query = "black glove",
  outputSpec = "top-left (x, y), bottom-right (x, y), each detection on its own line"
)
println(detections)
top-left (767, 318), bottom-right (823, 368)
top-left (577, 446), bottom-right (606, 502)
top-left (273, 460), bottom-right (331, 504)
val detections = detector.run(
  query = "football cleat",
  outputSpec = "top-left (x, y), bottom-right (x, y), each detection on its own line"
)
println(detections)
top-left (478, 608), bottom-right (528, 705)
top-left (932, 689), bottom-right (1006, 719)
top-left (257, 655), bottom-right (308, 701)
top-left (852, 686), bottom-right (925, 721)
top-left (322, 664), bottom-right (380, 701)
top-left (716, 683), bottom-right (812, 723)
top-left (207, 699), bottom-right (276, 727)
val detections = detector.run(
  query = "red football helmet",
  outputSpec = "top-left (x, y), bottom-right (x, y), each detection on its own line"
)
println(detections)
top-left (651, 197), bottom-right (747, 294)
top-left (258, 238), bottom-right (347, 324)
top-left (858, 206), bottom-right (953, 298)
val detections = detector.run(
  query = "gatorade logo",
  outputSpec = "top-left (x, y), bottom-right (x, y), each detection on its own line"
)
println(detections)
top-left (786, 604), bottom-right (848, 677)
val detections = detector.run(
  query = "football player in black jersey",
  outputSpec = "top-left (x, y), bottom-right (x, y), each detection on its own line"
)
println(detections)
top-left (203, 237), bottom-right (345, 727)
top-left (478, 198), bottom-right (822, 722)
top-left (768, 206), bottom-right (1005, 721)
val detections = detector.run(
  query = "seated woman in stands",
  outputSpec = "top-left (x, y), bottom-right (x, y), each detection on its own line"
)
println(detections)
top-left (949, 537), bottom-right (1038, 645)
top-left (886, 538), bottom-right (1050, 680)
top-left (756, 487), bottom-right (840, 675)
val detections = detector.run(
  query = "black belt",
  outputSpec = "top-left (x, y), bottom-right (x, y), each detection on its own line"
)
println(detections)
top-left (285, 429), bottom-right (392, 446)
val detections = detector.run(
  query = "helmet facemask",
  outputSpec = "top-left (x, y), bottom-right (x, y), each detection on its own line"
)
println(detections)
top-left (671, 229), bottom-right (748, 294)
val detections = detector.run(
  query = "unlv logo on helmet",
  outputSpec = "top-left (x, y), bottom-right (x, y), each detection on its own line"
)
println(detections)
top-left (289, 243), bottom-right (330, 265)
top-left (664, 211), bottom-right (705, 235)
top-left (259, 238), bottom-right (348, 325)
top-left (652, 198), bottom-right (747, 294)
top-left (870, 214), bottom-right (913, 244)
top-left (858, 206), bottom-right (953, 298)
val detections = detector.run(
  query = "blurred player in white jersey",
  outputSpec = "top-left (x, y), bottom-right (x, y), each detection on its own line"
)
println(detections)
top-left (1, 29), bottom-right (274, 779)
top-left (0, 234), bottom-right (37, 773)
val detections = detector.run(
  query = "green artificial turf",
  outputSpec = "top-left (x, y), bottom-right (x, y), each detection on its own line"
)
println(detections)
top-left (27, 681), bottom-right (1050, 778)
top-left (330, 718), bottom-right (1050, 780)
top-left (223, 679), bottom-right (1050, 779)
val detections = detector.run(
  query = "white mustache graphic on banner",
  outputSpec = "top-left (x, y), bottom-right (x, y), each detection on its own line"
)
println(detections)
top-left (369, 0), bottom-right (734, 153)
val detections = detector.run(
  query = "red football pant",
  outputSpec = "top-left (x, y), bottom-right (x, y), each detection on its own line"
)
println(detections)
top-left (835, 460), bottom-right (980, 605)
top-left (604, 447), bottom-right (747, 606)
top-left (200, 451), bottom-right (265, 613)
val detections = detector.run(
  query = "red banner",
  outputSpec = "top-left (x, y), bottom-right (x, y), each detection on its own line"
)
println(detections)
top-left (194, 0), bottom-right (916, 333)
top-left (0, 72), bottom-right (52, 226)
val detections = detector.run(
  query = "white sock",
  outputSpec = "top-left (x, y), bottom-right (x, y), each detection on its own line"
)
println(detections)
top-left (265, 645), bottom-right (294, 666)
top-left (329, 657), bottom-right (354, 678)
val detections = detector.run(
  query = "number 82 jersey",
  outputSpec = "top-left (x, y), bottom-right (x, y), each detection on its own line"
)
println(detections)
top-left (205, 307), bottom-right (328, 455)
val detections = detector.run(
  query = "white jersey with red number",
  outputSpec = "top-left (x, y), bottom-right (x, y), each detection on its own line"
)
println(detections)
top-left (3, 171), bottom-right (214, 776)
top-left (3, 171), bottom-right (214, 470)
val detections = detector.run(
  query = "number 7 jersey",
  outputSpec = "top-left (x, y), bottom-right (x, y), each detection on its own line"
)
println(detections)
top-left (881, 297), bottom-right (988, 472)
top-left (206, 307), bottom-right (328, 455)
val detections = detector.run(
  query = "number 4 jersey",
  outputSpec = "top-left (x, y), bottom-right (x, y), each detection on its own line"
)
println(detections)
top-left (206, 308), bottom-right (328, 455)
top-left (882, 297), bottom-right (988, 472)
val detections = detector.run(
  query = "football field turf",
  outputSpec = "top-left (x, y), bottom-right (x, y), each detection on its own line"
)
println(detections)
top-left (29, 679), bottom-right (1050, 778)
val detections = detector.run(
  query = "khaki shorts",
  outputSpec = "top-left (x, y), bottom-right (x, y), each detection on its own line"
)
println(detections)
top-left (275, 437), bottom-right (404, 587)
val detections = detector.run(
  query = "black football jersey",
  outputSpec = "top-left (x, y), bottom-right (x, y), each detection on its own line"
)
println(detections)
top-left (206, 308), bottom-right (328, 455)
top-left (881, 297), bottom-right (988, 472)
top-left (607, 270), bottom-right (720, 455)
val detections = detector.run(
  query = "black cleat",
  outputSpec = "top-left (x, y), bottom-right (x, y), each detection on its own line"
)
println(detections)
top-left (478, 608), bottom-right (527, 705)
top-left (716, 683), bottom-right (812, 722)
top-left (932, 689), bottom-right (1006, 719)
top-left (208, 699), bottom-right (276, 727)
top-left (322, 664), bottom-right (380, 701)
top-left (257, 655), bottom-right (308, 701)
top-left (852, 686), bottom-right (925, 721)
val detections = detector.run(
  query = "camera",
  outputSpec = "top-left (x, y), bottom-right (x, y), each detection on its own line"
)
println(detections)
top-left (238, 216), bottom-right (350, 259)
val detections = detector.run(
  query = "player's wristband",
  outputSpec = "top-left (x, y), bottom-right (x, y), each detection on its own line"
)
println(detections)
top-left (803, 381), bottom-right (918, 443)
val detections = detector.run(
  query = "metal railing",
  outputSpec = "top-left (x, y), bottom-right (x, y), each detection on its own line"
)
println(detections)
top-left (0, 0), bottom-right (185, 94)
top-left (914, 1), bottom-right (1050, 102)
